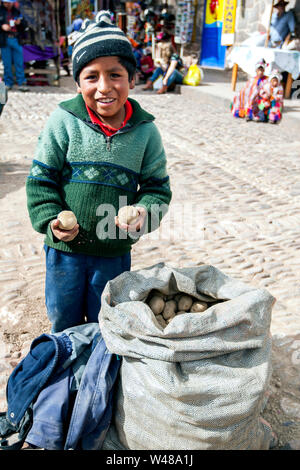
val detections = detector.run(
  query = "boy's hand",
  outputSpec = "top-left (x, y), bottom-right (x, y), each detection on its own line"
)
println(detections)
top-left (1, 24), bottom-right (11, 32)
top-left (115, 206), bottom-right (147, 233)
top-left (50, 219), bottom-right (79, 242)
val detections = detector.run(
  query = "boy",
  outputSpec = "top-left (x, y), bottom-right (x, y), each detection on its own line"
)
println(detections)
top-left (26, 11), bottom-right (172, 333)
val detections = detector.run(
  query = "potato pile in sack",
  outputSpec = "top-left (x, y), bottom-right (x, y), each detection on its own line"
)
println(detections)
top-left (99, 263), bottom-right (275, 450)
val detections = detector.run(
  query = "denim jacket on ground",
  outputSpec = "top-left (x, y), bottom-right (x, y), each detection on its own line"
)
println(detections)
top-left (0, 323), bottom-right (120, 450)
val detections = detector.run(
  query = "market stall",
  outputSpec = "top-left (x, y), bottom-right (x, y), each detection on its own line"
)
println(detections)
top-left (174, 0), bottom-right (196, 57)
top-left (18, 0), bottom-right (61, 86)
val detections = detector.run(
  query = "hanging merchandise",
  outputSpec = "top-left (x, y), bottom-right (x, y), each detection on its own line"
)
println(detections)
top-left (17, 1), bottom-right (61, 86)
top-left (125, 2), bottom-right (143, 43)
top-left (70, 0), bottom-right (96, 23)
top-left (19, 0), bottom-right (58, 49)
top-left (174, 0), bottom-right (195, 45)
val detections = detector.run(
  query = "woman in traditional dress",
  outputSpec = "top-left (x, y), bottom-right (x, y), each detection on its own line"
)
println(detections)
top-left (231, 59), bottom-right (268, 120)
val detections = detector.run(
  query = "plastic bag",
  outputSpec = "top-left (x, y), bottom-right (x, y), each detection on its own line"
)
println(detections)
top-left (183, 64), bottom-right (203, 86)
top-left (152, 74), bottom-right (163, 90)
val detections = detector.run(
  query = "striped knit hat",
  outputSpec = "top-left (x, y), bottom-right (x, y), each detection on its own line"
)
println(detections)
top-left (72, 10), bottom-right (136, 82)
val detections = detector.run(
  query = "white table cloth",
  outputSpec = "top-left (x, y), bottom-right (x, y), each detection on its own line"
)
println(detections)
top-left (227, 46), bottom-right (300, 80)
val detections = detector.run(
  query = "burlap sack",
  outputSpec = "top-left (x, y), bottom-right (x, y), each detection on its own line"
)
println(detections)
top-left (99, 263), bottom-right (275, 450)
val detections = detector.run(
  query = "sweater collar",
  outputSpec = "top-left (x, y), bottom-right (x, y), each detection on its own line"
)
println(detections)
top-left (59, 93), bottom-right (155, 128)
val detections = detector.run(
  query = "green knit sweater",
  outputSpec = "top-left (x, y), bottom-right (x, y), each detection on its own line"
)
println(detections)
top-left (26, 94), bottom-right (172, 257)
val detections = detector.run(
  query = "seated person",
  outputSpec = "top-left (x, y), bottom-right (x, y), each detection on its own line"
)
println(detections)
top-left (270, 0), bottom-right (296, 48)
top-left (143, 52), bottom-right (186, 94)
top-left (132, 41), bottom-right (143, 72)
top-left (254, 71), bottom-right (284, 124)
top-left (231, 59), bottom-right (268, 120)
top-left (139, 47), bottom-right (154, 81)
top-left (154, 32), bottom-right (175, 64)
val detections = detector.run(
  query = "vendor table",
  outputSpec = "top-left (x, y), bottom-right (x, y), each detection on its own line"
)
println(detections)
top-left (227, 46), bottom-right (300, 99)
top-left (22, 44), bottom-right (60, 86)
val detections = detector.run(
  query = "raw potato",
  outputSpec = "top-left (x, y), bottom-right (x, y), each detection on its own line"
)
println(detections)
top-left (118, 206), bottom-right (140, 225)
top-left (57, 211), bottom-right (77, 230)
top-left (191, 301), bottom-right (208, 313)
top-left (147, 291), bottom-right (210, 325)
top-left (162, 300), bottom-right (177, 320)
top-left (156, 315), bottom-right (166, 328)
top-left (151, 290), bottom-right (167, 301)
top-left (148, 295), bottom-right (165, 316)
top-left (177, 295), bottom-right (193, 312)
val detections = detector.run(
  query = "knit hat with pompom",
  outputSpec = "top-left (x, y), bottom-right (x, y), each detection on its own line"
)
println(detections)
top-left (72, 10), bottom-right (136, 82)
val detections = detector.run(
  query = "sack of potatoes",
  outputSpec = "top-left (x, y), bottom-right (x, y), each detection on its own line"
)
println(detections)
top-left (146, 289), bottom-right (218, 328)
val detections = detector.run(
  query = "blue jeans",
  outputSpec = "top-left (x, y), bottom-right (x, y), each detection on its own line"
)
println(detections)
top-left (1, 37), bottom-right (26, 87)
top-left (44, 246), bottom-right (131, 333)
top-left (150, 67), bottom-right (184, 87)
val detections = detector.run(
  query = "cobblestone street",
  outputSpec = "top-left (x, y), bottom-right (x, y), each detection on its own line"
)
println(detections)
top-left (0, 81), bottom-right (300, 449)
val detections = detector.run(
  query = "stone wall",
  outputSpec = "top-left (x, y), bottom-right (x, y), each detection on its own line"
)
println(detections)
top-left (234, 0), bottom-right (272, 44)
top-left (234, 0), bottom-right (300, 45)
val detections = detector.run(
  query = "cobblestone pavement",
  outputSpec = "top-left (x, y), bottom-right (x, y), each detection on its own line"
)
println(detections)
top-left (0, 83), bottom-right (300, 449)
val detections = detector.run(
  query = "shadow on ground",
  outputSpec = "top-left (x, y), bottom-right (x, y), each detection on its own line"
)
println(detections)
top-left (0, 161), bottom-right (31, 200)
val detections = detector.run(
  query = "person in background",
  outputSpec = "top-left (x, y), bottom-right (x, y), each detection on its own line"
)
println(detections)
top-left (60, 35), bottom-right (70, 76)
top-left (0, 0), bottom-right (28, 91)
top-left (143, 51), bottom-right (185, 94)
top-left (72, 15), bottom-right (83, 32)
top-left (231, 59), bottom-right (268, 120)
top-left (66, 14), bottom-right (83, 35)
top-left (132, 41), bottom-right (143, 72)
top-left (143, 32), bottom-right (185, 94)
top-left (156, 52), bottom-right (186, 94)
top-left (255, 70), bottom-right (284, 124)
top-left (139, 46), bottom-right (154, 82)
top-left (270, 0), bottom-right (296, 48)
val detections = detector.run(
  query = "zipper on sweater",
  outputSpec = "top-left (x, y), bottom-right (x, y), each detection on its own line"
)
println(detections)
top-left (84, 119), bottom-right (151, 149)
top-left (106, 136), bottom-right (111, 151)
top-left (104, 125), bottom-right (143, 151)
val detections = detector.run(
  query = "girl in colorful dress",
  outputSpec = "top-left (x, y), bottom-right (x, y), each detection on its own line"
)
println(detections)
top-left (255, 70), bottom-right (284, 123)
top-left (231, 59), bottom-right (268, 120)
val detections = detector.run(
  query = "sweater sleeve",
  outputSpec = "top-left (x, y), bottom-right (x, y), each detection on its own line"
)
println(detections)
top-left (134, 123), bottom-right (172, 233)
top-left (26, 109), bottom-right (68, 238)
